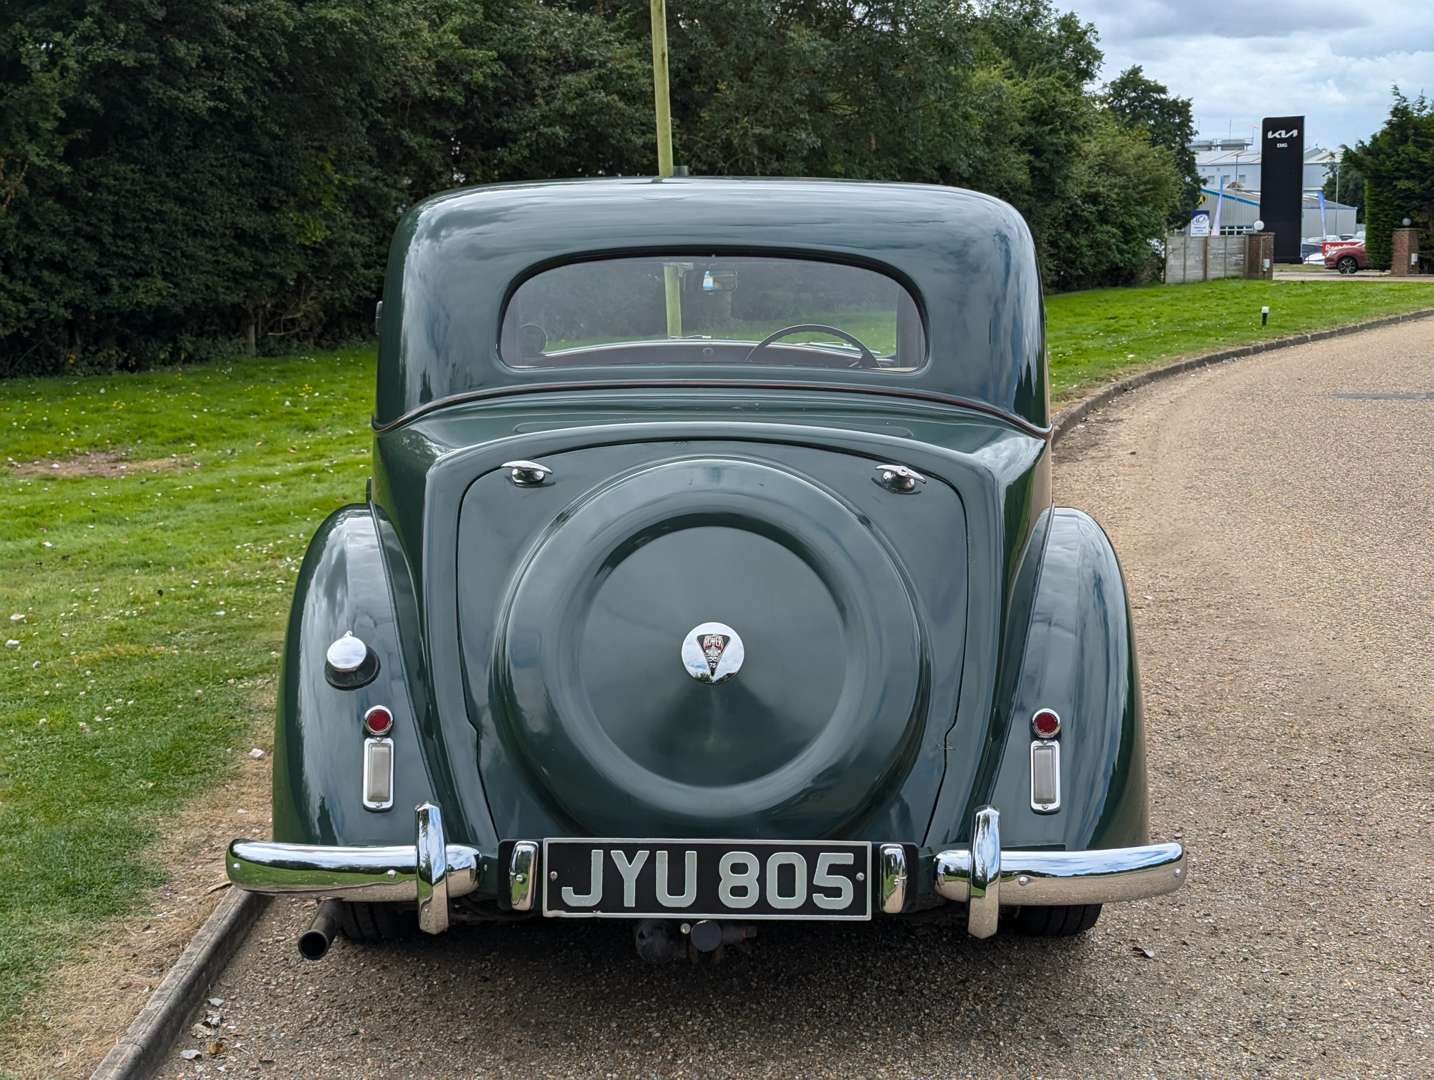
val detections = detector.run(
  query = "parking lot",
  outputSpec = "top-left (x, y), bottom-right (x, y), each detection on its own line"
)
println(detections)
top-left (1274, 267), bottom-right (1430, 281)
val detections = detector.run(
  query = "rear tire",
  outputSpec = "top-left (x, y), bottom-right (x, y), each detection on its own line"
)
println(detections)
top-left (1007, 904), bottom-right (1101, 937)
top-left (335, 901), bottom-right (417, 943)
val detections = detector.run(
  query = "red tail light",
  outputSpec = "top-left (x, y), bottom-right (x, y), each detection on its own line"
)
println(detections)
top-left (363, 705), bottom-right (394, 737)
top-left (1031, 708), bottom-right (1061, 739)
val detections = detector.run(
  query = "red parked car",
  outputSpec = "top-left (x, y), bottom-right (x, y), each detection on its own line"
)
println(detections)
top-left (1324, 241), bottom-right (1369, 274)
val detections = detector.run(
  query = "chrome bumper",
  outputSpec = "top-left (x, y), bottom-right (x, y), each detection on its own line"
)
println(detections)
top-left (226, 803), bottom-right (1183, 940)
top-left (226, 803), bottom-right (481, 934)
top-left (934, 806), bottom-right (1185, 938)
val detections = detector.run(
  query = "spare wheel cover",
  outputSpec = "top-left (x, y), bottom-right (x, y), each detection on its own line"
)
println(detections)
top-left (496, 456), bottom-right (924, 837)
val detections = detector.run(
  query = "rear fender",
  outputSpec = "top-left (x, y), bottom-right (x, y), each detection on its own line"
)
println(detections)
top-left (969, 507), bottom-right (1149, 851)
top-left (271, 505), bottom-right (439, 846)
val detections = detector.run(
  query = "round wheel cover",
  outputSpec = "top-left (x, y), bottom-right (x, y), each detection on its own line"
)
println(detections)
top-left (496, 457), bottom-right (925, 838)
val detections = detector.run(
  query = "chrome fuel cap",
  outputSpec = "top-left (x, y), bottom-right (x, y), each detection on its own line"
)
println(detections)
top-left (325, 631), bottom-right (379, 689)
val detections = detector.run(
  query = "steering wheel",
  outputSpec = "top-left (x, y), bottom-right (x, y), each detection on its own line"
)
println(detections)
top-left (741, 323), bottom-right (879, 369)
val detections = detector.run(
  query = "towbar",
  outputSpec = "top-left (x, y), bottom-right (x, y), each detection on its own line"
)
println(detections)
top-left (934, 806), bottom-right (1185, 939)
top-left (226, 802), bottom-right (482, 934)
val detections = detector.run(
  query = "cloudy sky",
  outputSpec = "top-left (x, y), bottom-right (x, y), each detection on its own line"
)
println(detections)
top-left (1069, 0), bottom-right (1434, 150)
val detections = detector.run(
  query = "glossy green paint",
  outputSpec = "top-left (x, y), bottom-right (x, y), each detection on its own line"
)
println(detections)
top-left (374, 178), bottom-right (1048, 429)
top-left (272, 504), bottom-right (437, 849)
top-left (272, 391), bottom-right (1148, 879)
top-left (269, 180), bottom-right (1151, 908)
top-left (461, 440), bottom-right (956, 843)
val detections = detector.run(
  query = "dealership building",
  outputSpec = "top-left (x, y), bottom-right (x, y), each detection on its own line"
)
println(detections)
top-left (1191, 137), bottom-right (1358, 238)
top-left (1194, 185), bottom-right (1359, 238)
top-left (1192, 138), bottom-right (1350, 198)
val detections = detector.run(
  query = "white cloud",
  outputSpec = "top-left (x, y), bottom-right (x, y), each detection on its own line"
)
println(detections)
top-left (1080, 0), bottom-right (1367, 40)
top-left (1071, 0), bottom-right (1434, 148)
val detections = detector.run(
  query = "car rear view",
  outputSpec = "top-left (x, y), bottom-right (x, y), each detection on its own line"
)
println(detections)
top-left (225, 178), bottom-right (1185, 960)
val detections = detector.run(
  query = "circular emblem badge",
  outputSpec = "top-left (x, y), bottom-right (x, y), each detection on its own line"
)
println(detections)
top-left (681, 621), bottom-right (744, 684)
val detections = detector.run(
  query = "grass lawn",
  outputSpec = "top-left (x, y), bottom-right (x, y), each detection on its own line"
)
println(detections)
top-left (1046, 276), bottom-right (1434, 400)
top-left (0, 350), bottom-right (375, 1027)
top-left (1, 276), bottom-right (1431, 1032)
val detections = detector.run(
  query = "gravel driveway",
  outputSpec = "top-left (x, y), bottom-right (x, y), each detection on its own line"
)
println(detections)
top-left (189, 321), bottom-right (1433, 1079)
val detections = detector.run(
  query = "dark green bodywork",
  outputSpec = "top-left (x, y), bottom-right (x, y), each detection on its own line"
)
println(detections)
top-left (270, 180), bottom-right (1149, 911)
top-left (374, 177), bottom-right (1047, 429)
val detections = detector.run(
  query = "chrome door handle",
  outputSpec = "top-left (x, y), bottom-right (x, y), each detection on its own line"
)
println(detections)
top-left (874, 463), bottom-right (926, 493)
top-left (501, 460), bottom-right (552, 486)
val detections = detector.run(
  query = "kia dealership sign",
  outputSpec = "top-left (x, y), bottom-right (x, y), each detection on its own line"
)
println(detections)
top-left (1258, 115), bottom-right (1305, 263)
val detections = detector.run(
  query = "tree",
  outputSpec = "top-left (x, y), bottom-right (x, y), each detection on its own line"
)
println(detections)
top-left (1103, 65), bottom-right (1200, 219)
top-left (1048, 112), bottom-right (1181, 290)
top-left (0, 0), bottom-right (1191, 374)
top-left (588, 0), bottom-right (1178, 284)
top-left (1323, 156), bottom-right (1364, 219)
top-left (0, 0), bottom-right (651, 374)
top-left (1343, 90), bottom-right (1434, 269)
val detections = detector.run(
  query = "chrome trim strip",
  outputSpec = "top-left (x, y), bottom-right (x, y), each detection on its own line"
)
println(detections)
top-left (878, 843), bottom-right (907, 915)
top-left (361, 736), bottom-right (395, 811)
top-left (226, 804), bottom-right (482, 934)
top-left (1029, 739), bottom-right (1060, 814)
top-left (509, 841), bottom-right (539, 911)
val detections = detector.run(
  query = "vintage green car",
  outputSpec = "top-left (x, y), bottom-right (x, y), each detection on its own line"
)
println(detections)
top-left (226, 178), bottom-right (1185, 960)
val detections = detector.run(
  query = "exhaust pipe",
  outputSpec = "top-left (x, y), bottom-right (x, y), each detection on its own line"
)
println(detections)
top-left (688, 919), bottom-right (756, 954)
top-left (633, 918), bottom-right (757, 962)
top-left (298, 899), bottom-right (343, 961)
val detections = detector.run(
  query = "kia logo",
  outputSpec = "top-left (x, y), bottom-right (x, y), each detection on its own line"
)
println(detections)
top-left (1267, 129), bottom-right (1299, 139)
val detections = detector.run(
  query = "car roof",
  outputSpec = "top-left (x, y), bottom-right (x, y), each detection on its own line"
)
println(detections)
top-left (376, 177), bottom-right (1047, 431)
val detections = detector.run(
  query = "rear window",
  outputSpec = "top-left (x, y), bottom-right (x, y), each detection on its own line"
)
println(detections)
top-left (500, 255), bottom-right (925, 373)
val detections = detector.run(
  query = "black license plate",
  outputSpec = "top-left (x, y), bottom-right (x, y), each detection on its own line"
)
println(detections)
top-left (541, 839), bottom-right (872, 920)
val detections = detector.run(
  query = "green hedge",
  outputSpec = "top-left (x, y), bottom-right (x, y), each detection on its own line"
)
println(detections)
top-left (1364, 180), bottom-right (1395, 270)
top-left (1, 0), bottom-right (1187, 377)
top-left (1344, 91), bottom-right (1434, 274)
top-left (0, 0), bottom-right (652, 377)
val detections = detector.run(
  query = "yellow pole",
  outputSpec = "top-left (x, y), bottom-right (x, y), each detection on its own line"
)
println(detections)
top-left (649, 0), bottom-right (674, 178)
top-left (649, 0), bottom-right (681, 337)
